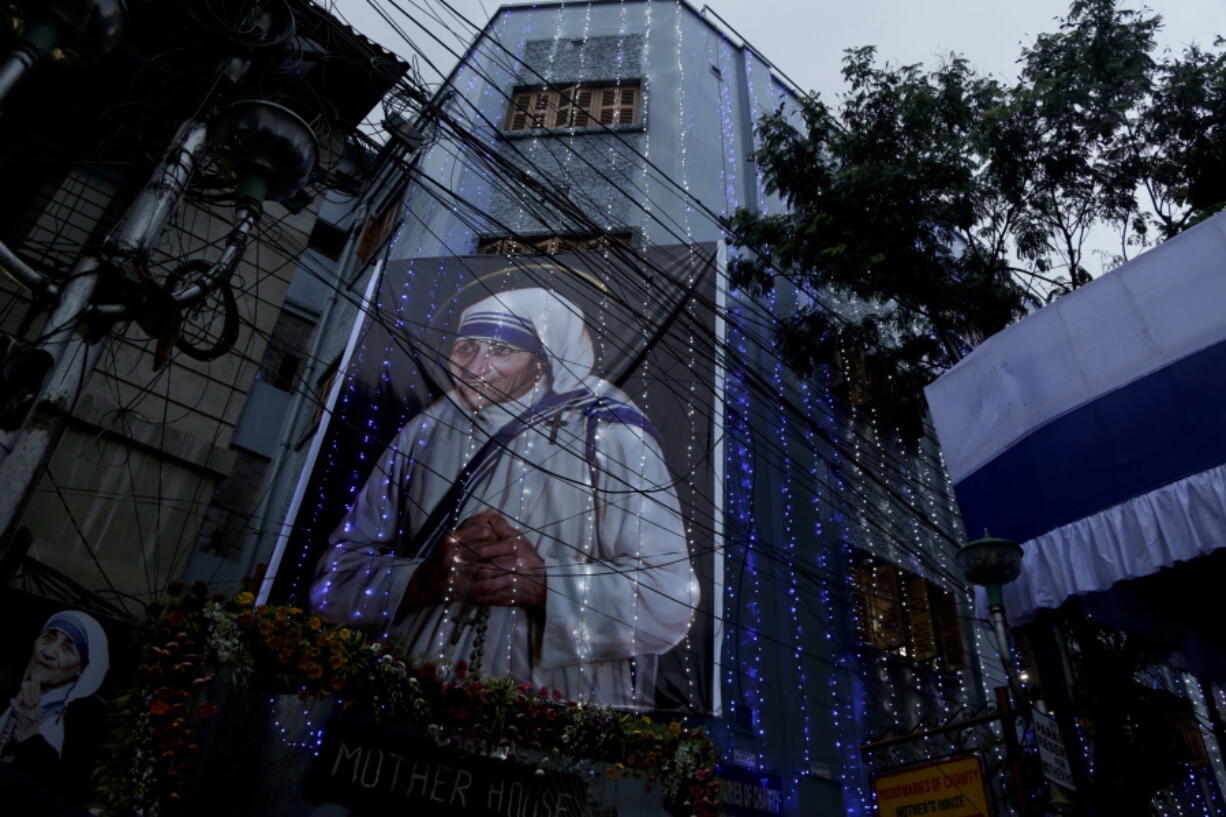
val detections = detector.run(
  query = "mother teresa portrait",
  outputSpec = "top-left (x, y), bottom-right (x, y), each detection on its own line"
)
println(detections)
top-left (310, 287), bottom-right (698, 709)
top-left (0, 610), bottom-right (110, 804)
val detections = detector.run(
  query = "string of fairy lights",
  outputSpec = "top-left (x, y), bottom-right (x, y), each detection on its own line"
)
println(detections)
top-left (382, 150), bottom-right (975, 591)
top-left (0, 20), bottom-right (1073, 814)
top-left (278, 207), bottom-right (966, 696)
top-left (387, 37), bottom-right (971, 532)
top-left (299, 0), bottom-right (1015, 765)
top-left (402, 131), bottom-right (975, 586)
top-left (98, 1), bottom-right (1221, 814)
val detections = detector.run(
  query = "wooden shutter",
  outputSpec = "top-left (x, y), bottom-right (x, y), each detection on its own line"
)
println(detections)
top-left (1174, 714), bottom-right (1210, 767)
top-left (618, 87), bottom-right (639, 123)
top-left (595, 86), bottom-right (638, 125)
top-left (508, 92), bottom-right (533, 131)
top-left (904, 575), bottom-right (938, 662)
top-left (597, 88), bottom-right (619, 125)
top-left (530, 92), bottom-right (550, 129)
top-left (854, 561), bottom-right (905, 651)
top-left (357, 199), bottom-right (402, 261)
top-left (552, 87), bottom-right (574, 128)
top-left (573, 89), bottom-right (594, 126)
top-left (930, 586), bottom-right (966, 671)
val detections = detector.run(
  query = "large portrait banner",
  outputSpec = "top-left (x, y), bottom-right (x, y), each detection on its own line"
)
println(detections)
top-left (268, 242), bottom-right (723, 716)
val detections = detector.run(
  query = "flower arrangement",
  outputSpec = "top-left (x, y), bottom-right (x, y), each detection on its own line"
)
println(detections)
top-left (94, 583), bottom-right (720, 817)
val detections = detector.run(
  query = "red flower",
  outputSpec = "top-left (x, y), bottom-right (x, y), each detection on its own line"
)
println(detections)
top-left (167, 610), bottom-right (187, 629)
top-left (199, 700), bottom-right (219, 719)
top-left (455, 659), bottom-right (468, 680)
top-left (148, 699), bottom-right (171, 716)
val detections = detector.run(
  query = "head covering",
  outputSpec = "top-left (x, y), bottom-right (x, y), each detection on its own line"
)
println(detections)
top-left (44, 612), bottom-right (90, 670)
top-left (0, 610), bottom-right (109, 758)
top-left (455, 288), bottom-right (595, 395)
top-left (38, 609), bottom-right (109, 704)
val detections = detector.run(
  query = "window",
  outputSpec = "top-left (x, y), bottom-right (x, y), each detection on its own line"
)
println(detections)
top-left (832, 346), bottom-right (926, 437)
top-left (852, 555), bottom-right (966, 672)
top-left (307, 219), bottom-right (347, 260)
top-left (357, 198), bottom-right (403, 261)
top-left (476, 232), bottom-right (632, 255)
top-left (506, 84), bottom-right (641, 132)
top-left (303, 354), bottom-right (342, 438)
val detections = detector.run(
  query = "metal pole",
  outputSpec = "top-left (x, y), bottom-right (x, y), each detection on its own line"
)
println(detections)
top-left (0, 18), bottom-right (59, 107)
top-left (0, 235), bottom-right (56, 296)
top-left (987, 584), bottom-right (1030, 707)
top-left (109, 120), bottom-right (210, 254)
top-left (0, 259), bottom-right (100, 523)
top-left (997, 686), bottom-right (1032, 817)
top-left (0, 118), bottom-right (210, 539)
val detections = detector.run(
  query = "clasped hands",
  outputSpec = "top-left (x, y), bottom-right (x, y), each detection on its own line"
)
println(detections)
top-left (403, 510), bottom-right (547, 609)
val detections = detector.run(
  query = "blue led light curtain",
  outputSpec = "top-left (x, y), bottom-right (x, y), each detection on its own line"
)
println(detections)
top-left (273, 242), bottom-right (720, 715)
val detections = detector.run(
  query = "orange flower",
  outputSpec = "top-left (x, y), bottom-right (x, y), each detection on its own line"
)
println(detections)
top-left (148, 699), bottom-right (171, 716)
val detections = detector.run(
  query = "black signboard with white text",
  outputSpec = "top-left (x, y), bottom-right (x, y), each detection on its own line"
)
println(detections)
top-left (307, 719), bottom-right (592, 817)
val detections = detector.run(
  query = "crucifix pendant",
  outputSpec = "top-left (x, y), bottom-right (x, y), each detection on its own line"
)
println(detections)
top-left (544, 414), bottom-right (568, 444)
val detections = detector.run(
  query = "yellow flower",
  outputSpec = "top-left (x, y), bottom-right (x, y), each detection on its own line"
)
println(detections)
top-left (235, 591), bottom-right (255, 608)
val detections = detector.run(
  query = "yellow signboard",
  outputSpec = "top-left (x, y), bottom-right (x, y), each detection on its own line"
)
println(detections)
top-left (873, 755), bottom-right (989, 817)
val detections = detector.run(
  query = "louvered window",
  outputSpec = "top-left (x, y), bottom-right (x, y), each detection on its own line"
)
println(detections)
top-left (506, 84), bottom-right (640, 132)
top-left (852, 555), bottom-right (966, 672)
top-left (595, 86), bottom-right (638, 125)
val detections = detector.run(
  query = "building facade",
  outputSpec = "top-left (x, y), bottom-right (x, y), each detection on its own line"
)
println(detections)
top-left (237, 3), bottom-right (1014, 815)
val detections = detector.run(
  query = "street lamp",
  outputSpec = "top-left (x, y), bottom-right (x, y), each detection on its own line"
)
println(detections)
top-left (957, 531), bottom-right (1024, 687)
top-left (0, 0), bottom-right (127, 105)
top-left (959, 532), bottom-right (1038, 814)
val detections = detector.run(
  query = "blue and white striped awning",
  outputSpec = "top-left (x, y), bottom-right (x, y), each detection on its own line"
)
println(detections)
top-left (925, 211), bottom-right (1226, 623)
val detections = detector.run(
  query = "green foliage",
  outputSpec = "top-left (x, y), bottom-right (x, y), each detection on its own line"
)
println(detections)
top-left (93, 586), bottom-right (720, 817)
top-left (1058, 609), bottom-right (1203, 811)
top-left (729, 0), bottom-right (1226, 399)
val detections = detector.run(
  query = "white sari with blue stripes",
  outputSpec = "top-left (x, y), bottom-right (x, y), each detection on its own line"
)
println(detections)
top-left (310, 378), bottom-right (698, 710)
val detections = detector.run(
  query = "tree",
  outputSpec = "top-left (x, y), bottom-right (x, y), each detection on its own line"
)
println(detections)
top-left (728, 0), bottom-right (1226, 405)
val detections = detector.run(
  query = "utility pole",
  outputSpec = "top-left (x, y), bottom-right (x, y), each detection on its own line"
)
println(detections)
top-left (0, 118), bottom-right (211, 538)
top-left (0, 2), bottom-right (320, 550)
